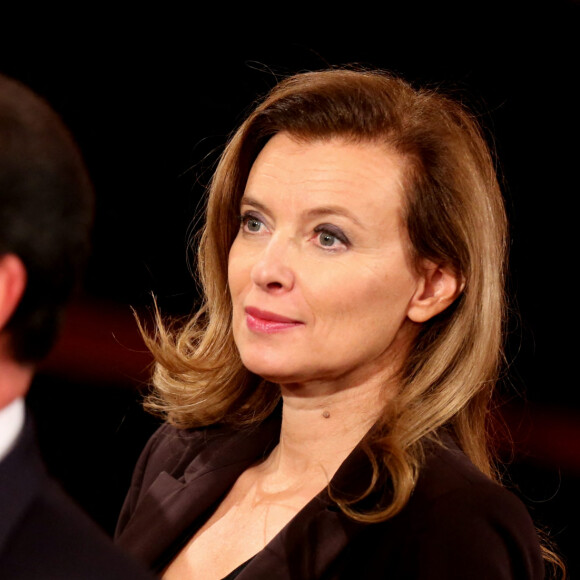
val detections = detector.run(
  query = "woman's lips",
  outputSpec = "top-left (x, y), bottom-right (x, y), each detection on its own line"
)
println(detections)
top-left (245, 307), bottom-right (304, 334)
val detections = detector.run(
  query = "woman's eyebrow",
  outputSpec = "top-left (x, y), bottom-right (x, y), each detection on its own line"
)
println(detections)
top-left (239, 195), bottom-right (268, 212)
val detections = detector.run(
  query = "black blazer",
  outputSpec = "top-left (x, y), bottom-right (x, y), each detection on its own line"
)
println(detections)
top-left (0, 413), bottom-right (156, 579)
top-left (115, 409), bottom-right (545, 579)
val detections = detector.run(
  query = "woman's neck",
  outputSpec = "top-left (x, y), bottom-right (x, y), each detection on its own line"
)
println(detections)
top-left (262, 377), bottom-right (389, 486)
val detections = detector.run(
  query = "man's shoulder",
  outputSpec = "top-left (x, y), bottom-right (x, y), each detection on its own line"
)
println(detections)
top-left (3, 480), bottom-right (155, 579)
top-left (0, 420), bottom-right (155, 579)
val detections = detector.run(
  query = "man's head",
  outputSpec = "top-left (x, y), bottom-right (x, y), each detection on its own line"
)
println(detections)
top-left (0, 72), bottom-right (94, 364)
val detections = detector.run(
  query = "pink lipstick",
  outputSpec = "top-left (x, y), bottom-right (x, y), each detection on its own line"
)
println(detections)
top-left (245, 307), bottom-right (303, 334)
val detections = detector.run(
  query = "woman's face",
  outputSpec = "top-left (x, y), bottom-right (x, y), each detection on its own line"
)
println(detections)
top-left (228, 132), bottom-right (424, 392)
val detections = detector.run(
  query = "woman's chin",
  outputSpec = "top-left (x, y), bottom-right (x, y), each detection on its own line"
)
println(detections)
top-left (241, 355), bottom-right (305, 385)
top-left (245, 367), bottom-right (297, 385)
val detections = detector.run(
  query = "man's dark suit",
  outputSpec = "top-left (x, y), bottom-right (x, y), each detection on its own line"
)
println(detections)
top-left (0, 414), bottom-right (156, 579)
top-left (115, 408), bottom-right (545, 579)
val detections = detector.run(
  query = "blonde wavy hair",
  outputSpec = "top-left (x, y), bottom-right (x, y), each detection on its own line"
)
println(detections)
top-left (141, 67), bottom-right (562, 574)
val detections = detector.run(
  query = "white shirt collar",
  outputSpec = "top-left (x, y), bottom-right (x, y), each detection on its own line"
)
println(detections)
top-left (0, 397), bottom-right (25, 462)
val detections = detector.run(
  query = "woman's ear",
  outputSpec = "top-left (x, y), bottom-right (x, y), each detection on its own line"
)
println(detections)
top-left (407, 260), bottom-right (464, 323)
top-left (0, 254), bottom-right (27, 331)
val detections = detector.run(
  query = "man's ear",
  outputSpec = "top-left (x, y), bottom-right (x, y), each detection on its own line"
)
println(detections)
top-left (0, 254), bottom-right (27, 331)
top-left (407, 260), bottom-right (464, 323)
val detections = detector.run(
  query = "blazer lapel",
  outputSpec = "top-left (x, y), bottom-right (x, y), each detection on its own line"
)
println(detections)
top-left (241, 497), bottom-right (368, 580)
top-left (238, 441), bottom-right (379, 579)
top-left (116, 414), bottom-right (282, 566)
top-left (116, 461), bottom-right (252, 566)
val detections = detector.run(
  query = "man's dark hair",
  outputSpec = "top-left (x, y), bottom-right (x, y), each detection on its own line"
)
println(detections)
top-left (0, 72), bottom-right (94, 363)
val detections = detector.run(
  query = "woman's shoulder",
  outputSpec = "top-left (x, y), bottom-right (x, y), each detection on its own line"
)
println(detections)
top-left (397, 437), bottom-right (545, 577)
top-left (340, 438), bottom-right (545, 579)
top-left (130, 415), bottom-right (280, 493)
top-left (412, 437), bottom-right (534, 525)
top-left (418, 437), bottom-right (527, 508)
top-left (115, 421), bottom-right (231, 538)
top-left (136, 421), bottom-right (229, 482)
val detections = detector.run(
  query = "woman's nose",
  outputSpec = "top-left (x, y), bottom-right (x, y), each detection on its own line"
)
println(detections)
top-left (250, 237), bottom-right (295, 293)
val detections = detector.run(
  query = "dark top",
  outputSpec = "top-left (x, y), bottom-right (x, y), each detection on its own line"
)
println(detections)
top-left (0, 412), bottom-right (156, 580)
top-left (115, 407), bottom-right (545, 579)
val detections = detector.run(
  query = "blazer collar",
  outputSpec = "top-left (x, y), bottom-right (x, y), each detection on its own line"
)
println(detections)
top-left (116, 410), bottom-right (282, 567)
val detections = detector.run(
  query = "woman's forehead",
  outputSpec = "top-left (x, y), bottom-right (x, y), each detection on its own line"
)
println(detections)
top-left (245, 133), bottom-right (407, 197)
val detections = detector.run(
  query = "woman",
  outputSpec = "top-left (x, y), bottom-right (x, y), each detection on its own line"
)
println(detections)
top-left (115, 68), bottom-right (560, 579)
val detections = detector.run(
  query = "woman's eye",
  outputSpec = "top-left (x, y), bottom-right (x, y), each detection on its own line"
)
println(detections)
top-left (240, 214), bottom-right (264, 233)
top-left (246, 218), bottom-right (262, 232)
top-left (314, 226), bottom-right (349, 250)
top-left (318, 231), bottom-right (339, 247)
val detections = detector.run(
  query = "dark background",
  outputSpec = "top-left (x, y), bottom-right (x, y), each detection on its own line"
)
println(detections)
top-left (2, 2), bottom-right (579, 576)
